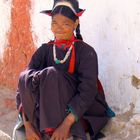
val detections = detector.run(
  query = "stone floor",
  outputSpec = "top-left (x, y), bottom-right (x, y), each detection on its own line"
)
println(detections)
top-left (0, 87), bottom-right (140, 140)
top-left (0, 87), bottom-right (17, 137)
top-left (0, 130), bottom-right (11, 140)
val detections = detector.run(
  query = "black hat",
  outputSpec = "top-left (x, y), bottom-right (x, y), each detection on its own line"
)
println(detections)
top-left (41, 0), bottom-right (85, 17)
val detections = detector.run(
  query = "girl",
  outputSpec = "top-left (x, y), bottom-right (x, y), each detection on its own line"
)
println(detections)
top-left (16, 0), bottom-right (115, 140)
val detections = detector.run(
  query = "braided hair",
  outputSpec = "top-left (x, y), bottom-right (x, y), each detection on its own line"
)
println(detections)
top-left (52, 6), bottom-right (83, 40)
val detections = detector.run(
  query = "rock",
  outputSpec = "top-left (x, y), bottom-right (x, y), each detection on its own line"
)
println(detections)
top-left (102, 113), bottom-right (140, 140)
top-left (0, 130), bottom-right (11, 140)
top-left (103, 117), bottom-right (125, 134)
top-left (134, 136), bottom-right (140, 140)
top-left (130, 114), bottom-right (140, 125)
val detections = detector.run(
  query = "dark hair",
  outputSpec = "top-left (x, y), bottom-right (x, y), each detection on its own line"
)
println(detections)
top-left (52, 6), bottom-right (83, 40)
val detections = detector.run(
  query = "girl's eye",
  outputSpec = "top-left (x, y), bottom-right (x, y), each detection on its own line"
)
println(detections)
top-left (64, 22), bottom-right (70, 25)
top-left (52, 21), bottom-right (57, 25)
top-left (64, 23), bottom-right (69, 25)
top-left (63, 23), bottom-right (71, 27)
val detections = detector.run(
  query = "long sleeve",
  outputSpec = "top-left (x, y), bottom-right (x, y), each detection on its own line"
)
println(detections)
top-left (26, 44), bottom-right (49, 86)
top-left (68, 44), bottom-right (98, 119)
top-left (28, 44), bottom-right (48, 70)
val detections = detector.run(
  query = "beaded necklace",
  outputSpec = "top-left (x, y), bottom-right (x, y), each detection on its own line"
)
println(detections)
top-left (49, 35), bottom-right (81, 73)
top-left (53, 43), bottom-right (74, 64)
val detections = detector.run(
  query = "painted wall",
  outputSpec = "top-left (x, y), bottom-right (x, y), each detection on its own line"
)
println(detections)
top-left (0, 0), bottom-right (140, 114)
top-left (0, 0), bottom-right (35, 89)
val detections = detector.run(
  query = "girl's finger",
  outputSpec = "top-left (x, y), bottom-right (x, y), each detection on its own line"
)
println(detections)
top-left (50, 135), bottom-right (55, 140)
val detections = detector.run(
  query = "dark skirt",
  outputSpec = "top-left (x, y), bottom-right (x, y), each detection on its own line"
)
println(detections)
top-left (18, 66), bottom-right (109, 139)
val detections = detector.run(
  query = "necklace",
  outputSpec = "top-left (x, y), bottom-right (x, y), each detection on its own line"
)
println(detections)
top-left (53, 43), bottom-right (73, 64)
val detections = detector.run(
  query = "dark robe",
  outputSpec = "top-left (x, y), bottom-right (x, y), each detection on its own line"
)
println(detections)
top-left (16, 41), bottom-right (110, 139)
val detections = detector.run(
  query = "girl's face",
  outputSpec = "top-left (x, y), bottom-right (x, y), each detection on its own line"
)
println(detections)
top-left (51, 14), bottom-right (79, 40)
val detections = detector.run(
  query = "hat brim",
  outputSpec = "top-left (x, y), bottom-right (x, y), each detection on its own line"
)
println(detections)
top-left (40, 9), bottom-right (85, 17)
top-left (40, 10), bottom-right (52, 16)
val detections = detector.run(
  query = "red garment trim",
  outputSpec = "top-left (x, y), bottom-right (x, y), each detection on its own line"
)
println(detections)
top-left (97, 78), bottom-right (104, 93)
top-left (45, 128), bottom-right (55, 134)
top-left (47, 13), bottom-right (52, 16)
top-left (18, 103), bottom-right (22, 112)
top-left (76, 9), bottom-right (86, 17)
top-left (67, 39), bottom-right (81, 74)
top-left (68, 44), bottom-right (75, 74)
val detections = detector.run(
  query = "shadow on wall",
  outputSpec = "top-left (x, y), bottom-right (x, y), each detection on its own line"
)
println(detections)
top-left (0, 0), bottom-right (36, 89)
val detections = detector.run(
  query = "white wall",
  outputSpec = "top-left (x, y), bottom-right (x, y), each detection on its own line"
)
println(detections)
top-left (31, 0), bottom-right (53, 47)
top-left (0, 0), bottom-right (11, 60)
top-left (30, 0), bottom-right (140, 114)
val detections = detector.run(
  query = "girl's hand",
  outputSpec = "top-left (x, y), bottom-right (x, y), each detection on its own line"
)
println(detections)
top-left (22, 111), bottom-right (41, 140)
top-left (24, 121), bottom-right (41, 140)
top-left (50, 113), bottom-right (76, 140)
top-left (50, 121), bottom-right (71, 140)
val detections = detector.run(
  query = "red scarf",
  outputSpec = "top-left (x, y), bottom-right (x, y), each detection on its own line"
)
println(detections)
top-left (49, 35), bottom-right (81, 74)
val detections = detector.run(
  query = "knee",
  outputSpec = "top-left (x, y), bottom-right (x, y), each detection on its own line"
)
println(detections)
top-left (40, 66), bottom-right (60, 80)
top-left (46, 66), bottom-right (58, 76)
top-left (39, 66), bottom-right (60, 81)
